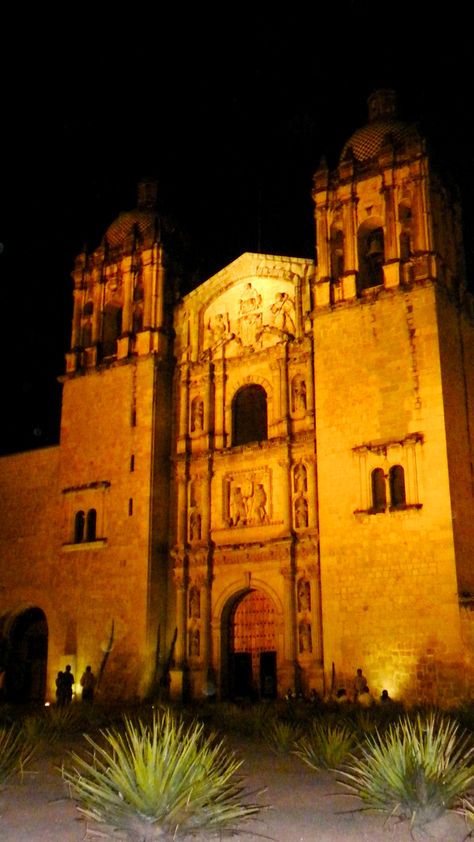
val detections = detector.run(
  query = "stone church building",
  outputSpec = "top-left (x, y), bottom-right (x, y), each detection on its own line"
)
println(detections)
top-left (1, 90), bottom-right (473, 707)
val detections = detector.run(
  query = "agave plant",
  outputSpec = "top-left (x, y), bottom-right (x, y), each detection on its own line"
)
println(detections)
top-left (337, 711), bottom-right (474, 828)
top-left (0, 724), bottom-right (35, 786)
top-left (263, 719), bottom-right (302, 755)
top-left (62, 707), bottom-right (263, 840)
top-left (293, 718), bottom-right (357, 771)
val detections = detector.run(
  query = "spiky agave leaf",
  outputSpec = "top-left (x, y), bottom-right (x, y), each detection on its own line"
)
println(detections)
top-left (337, 711), bottom-right (474, 827)
top-left (62, 708), bottom-right (263, 839)
top-left (263, 719), bottom-right (302, 755)
top-left (293, 719), bottom-right (357, 771)
top-left (0, 724), bottom-right (35, 786)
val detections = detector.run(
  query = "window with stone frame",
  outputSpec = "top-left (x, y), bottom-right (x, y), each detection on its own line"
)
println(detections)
top-left (232, 384), bottom-right (267, 446)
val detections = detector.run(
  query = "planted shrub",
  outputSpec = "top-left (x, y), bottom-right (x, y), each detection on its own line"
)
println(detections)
top-left (62, 707), bottom-right (263, 840)
top-left (337, 711), bottom-right (474, 828)
top-left (0, 724), bottom-right (35, 786)
top-left (293, 719), bottom-right (357, 771)
top-left (263, 719), bottom-right (302, 755)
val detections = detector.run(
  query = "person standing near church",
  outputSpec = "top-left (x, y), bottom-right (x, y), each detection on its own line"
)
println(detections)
top-left (352, 667), bottom-right (368, 701)
top-left (62, 664), bottom-right (74, 704)
top-left (80, 665), bottom-right (96, 702)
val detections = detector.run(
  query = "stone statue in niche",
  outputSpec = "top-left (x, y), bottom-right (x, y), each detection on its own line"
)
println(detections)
top-left (291, 375), bottom-right (307, 413)
top-left (298, 579), bottom-right (311, 612)
top-left (253, 483), bottom-right (269, 524)
top-left (294, 463), bottom-right (308, 494)
top-left (189, 587), bottom-right (201, 619)
top-left (299, 621), bottom-right (312, 653)
top-left (270, 292), bottom-right (296, 334)
top-left (295, 495), bottom-right (309, 529)
top-left (190, 398), bottom-right (204, 433)
top-left (189, 509), bottom-right (201, 542)
top-left (189, 628), bottom-right (200, 657)
top-left (189, 478), bottom-right (201, 509)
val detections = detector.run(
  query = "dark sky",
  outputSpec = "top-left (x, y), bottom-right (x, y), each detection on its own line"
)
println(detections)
top-left (2, 5), bottom-right (473, 455)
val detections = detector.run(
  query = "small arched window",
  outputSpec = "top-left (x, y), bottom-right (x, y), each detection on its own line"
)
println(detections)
top-left (330, 227), bottom-right (344, 280)
top-left (102, 304), bottom-right (123, 357)
top-left (74, 510), bottom-right (85, 543)
top-left (232, 384), bottom-right (267, 446)
top-left (371, 468), bottom-right (386, 512)
top-left (389, 465), bottom-right (406, 508)
top-left (358, 225), bottom-right (385, 291)
top-left (86, 509), bottom-right (97, 541)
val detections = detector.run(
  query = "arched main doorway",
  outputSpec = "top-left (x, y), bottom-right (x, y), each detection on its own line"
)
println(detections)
top-left (0, 607), bottom-right (48, 704)
top-left (226, 589), bottom-right (277, 701)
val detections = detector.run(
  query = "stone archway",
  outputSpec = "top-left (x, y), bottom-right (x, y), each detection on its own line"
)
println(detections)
top-left (0, 607), bottom-right (48, 704)
top-left (224, 589), bottom-right (277, 701)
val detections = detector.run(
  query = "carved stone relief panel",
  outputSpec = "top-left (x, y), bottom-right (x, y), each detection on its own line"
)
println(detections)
top-left (224, 468), bottom-right (272, 528)
top-left (202, 279), bottom-right (297, 359)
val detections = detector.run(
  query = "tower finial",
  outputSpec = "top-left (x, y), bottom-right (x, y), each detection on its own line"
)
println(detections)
top-left (367, 90), bottom-right (397, 122)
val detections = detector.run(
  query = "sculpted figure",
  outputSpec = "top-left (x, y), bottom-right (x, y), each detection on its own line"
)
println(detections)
top-left (291, 376), bottom-right (307, 413)
top-left (295, 495), bottom-right (308, 529)
top-left (299, 621), bottom-right (312, 653)
top-left (189, 509), bottom-right (201, 541)
top-left (298, 579), bottom-right (311, 612)
top-left (270, 292), bottom-right (296, 334)
top-left (294, 463), bottom-right (307, 494)
top-left (190, 398), bottom-right (204, 433)
top-left (231, 487), bottom-right (247, 526)
top-left (253, 483), bottom-right (269, 524)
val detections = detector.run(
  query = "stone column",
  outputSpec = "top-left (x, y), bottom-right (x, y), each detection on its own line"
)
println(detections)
top-left (214, 362), bottom-right (226, 449)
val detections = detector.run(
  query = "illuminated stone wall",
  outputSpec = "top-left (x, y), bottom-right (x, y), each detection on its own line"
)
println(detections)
top-left (0, 95), bottom-right (473, 707)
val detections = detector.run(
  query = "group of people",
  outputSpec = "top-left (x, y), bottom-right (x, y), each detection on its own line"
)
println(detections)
top-left (342, 667), bottom-right (392, 705)
top-left (55, 664), bottom-right (96, 705)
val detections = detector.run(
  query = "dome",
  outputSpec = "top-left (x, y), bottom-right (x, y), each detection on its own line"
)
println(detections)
top-left (340, 90), bottom-right (422, 163)
top-left (104, 179), bottom-right (163, 249)
top-left (105, 208), bottom-right (160, 249)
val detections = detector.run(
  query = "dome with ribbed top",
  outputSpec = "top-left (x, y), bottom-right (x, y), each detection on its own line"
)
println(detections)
top-left (340, 89), bottom-right (423, 163)
top-left (104, 179), bottom-right (164, 249)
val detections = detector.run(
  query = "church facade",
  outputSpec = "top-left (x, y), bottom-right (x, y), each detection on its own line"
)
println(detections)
top-left (1, 91), bottom-right (473, 707)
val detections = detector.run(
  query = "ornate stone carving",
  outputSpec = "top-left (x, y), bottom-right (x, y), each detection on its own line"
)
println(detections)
top-left (189, 509), bottom-right (202, 542)
top-left (270, 292), bottom-right (296, 335)
top-left (189, 586), bottom-right (201, 619)
top-left (299, 621), bottom-right (312, 653)
top-left (189, 628), bottom-right (200, 657)
top-left (297, 579), bottom-right (311, 612)
top-left (293, 463), bottom-right (308, 493)
top-left (190, 397), bottom-right (204, 433)
top-left (291, 375), bottom-right (307, 414)
top-left (225, 471), bottom-right (271, 527)
top-left (295, 495), bottom-right (308, 529)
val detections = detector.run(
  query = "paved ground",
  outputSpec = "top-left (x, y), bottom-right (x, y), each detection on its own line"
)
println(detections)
top-left (0, 735), bottom-right (472, 841)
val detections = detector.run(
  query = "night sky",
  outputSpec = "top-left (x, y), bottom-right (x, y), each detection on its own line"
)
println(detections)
top-left (1, 5), bottom-right (473, 455)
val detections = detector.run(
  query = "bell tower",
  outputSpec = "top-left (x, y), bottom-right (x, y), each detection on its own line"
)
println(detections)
top-left (312, 89), bottom-right (467, 305)
top-left (66, 178), bottom-right (177, 373)
top-left (58, 180), bottom-right (180, 699)
top-left (310, 91), bottom-right (474, 701)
